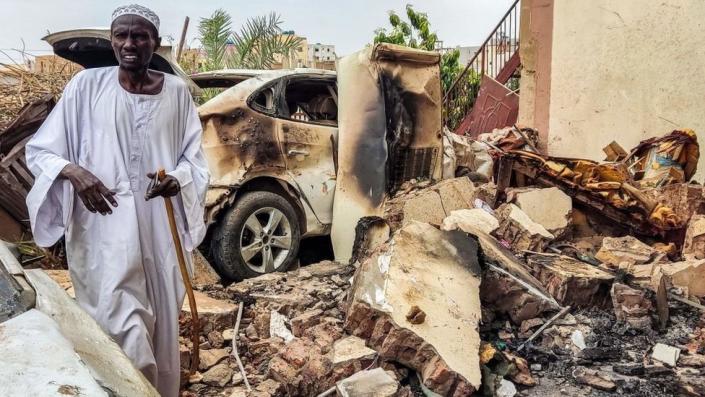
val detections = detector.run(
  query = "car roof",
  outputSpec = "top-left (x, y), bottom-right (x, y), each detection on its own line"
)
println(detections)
top-left (43, 28), bottom-right (201, 96)
top-left (191, 68), bottom-right (336, 89)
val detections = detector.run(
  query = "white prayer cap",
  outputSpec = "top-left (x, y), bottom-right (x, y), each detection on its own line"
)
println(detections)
top-left (111, 4), bottom-right (160, 33)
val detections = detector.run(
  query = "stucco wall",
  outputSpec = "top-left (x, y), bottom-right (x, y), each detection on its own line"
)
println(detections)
top-left (545, 0), bottom-right (705, 181)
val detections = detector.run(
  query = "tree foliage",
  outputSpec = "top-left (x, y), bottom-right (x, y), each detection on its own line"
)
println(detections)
top-left (373, 5), bottom-right (481, 129)
top-left (197, 9), bottom-right (303, 71)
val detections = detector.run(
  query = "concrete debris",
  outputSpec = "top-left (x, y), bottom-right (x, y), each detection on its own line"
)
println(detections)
top-left (345, 222), bottom-right (482, 395)
top-left (336, 368), bottom-right (398, 397)
top-left (571, 330), bottom-right (586, 350)
top-left (441, 208), bottom-right (500, 235)
top-left (683, 215), bottom-right (705, 260)
top-left (496, 379), bottom-right (517, 397)
top-left (611, 282), bottom-right (654, 330)
top-left (679, 353), bottom-right (705, 368)
top-left (595, 236), bottom-right (656, 269)
top-left (652, 343), bottom-right (681, 367)
top-left (384, 177), bottom-right (477, 231)
top-left (654, 259), bottom-right (705, 298)
top-left (269, 310), bottom-right (294, 343)
top-left (572, 367), bottom-right (617, 391)
top-left (405, 305), bottom-right (427, 325)
top-left (526, 254), bottom-right (615, 307)
top-left (509, 187), bottom-right (572, 235)
top-left (202, 363), bottom-right (233, 387)
top-left (192, 250), bottom-right (221, 288)
top-left (198, 348), bottom-right (229, 371)
top-left (494, 203), bottom-right (554, 252)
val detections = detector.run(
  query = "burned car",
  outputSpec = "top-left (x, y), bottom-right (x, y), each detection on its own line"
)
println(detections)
top-left (196, 43), bottom-right (444, 280)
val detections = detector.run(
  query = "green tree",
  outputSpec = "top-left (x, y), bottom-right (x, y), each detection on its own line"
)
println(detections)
top-left (194, 9), bottom-right (303, 100)
top-left (373, 5), bottom-right (481, 129)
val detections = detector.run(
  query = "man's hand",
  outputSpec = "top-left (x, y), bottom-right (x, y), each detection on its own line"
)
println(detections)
top-left (145, 173), bottom-right (180, 201)
top-left (60, 163), bottom-right (118, 215)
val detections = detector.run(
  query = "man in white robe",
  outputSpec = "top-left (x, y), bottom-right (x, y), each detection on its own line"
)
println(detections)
top-left (25, 5), bottom-right (209, 396)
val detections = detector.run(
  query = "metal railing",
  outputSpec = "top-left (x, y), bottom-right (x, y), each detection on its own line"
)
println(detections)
top-left (443, 0), bottom-right (521, 131)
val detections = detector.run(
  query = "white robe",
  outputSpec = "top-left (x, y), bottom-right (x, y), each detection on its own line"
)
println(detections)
top-left (25, 67), bottom-right (209, 397)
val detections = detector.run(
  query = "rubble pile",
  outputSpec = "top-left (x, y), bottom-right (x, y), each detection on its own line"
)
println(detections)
top-left (172, 129), bottom-right (705, 396)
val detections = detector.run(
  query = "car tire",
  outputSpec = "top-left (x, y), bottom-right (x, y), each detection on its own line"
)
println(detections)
top-left (210, 191), bottom-right (301, 281)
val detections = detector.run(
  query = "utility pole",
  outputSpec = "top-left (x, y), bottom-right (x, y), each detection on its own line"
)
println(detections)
top-left (176, 16), bottom-right (190, 63)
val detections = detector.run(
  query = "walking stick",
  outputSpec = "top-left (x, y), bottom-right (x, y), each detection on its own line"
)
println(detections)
top-left (156, 168), bottom-right (200, 374)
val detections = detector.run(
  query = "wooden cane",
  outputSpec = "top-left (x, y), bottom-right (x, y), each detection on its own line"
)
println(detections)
top-left (157, 169), bottom-right (200, 374)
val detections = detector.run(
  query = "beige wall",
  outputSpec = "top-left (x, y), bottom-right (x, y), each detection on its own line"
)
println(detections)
top-left (519, 0), bottom-right (705, 181)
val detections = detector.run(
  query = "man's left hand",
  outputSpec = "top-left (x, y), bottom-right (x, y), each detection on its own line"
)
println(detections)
top-left (145, 173), bottom-right (180, 200)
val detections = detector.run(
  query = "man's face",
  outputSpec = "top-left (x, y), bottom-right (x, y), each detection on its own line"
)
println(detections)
top-left (110, 15), bottom-right (161, 71)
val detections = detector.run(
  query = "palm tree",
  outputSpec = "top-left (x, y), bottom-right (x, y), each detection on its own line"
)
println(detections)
top-left (197, 9), bottom-right (303, 71)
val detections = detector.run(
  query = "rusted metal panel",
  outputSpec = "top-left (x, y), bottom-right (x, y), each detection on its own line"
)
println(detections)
top-left (455, 75), bottom-right (519, 137)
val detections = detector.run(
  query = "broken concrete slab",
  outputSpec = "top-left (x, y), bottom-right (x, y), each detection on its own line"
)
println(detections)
top-left (201, 363), bottom-right (233, 387)
top-left (611, 283), bottom-right (653, 330)
top-left (652, 343), bottom-right (681, 367)
top-left (480, 270), bottom-right (556, 324)
top-left (336, 368), bottom-right (398, 397)
top-left (330, 336), bottom-right (376, 366)
top-left (441, 208), bottom-right (499, 235)
top-left (653, 259), bottom-right (705, 298)
top-left (182, 291), bottom-right (237, 336)
top-left (510, 187), bottom-right (572, 234)
top-left (494, 204), bottom-right (554, 252)
top-left (683, 215), bottom-right (705, 260)
top-left (43, 269), bottom-right (74, 298)
top-left (384, 177), bottom-right (477, 231)
top-left (526, 254), bottom-right (615, 307)
top-left (595, 236), bottom-right (656, 269)
top-left (198, 348), bottom-right (229, 371)
top-left (345, 222), bottom-right (482, 395)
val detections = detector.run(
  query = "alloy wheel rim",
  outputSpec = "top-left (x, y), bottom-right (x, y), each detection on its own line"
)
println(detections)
top-left (239, 207), bottom-right (292, 273)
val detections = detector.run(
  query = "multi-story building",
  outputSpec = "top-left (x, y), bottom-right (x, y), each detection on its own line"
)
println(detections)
top-left (308, 43), bottom-right (336, 63)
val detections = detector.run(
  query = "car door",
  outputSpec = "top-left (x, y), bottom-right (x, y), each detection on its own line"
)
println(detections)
top-left (275, 75), bottom-right (338, 225)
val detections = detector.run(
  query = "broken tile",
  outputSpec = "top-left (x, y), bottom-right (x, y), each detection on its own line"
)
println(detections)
top-left (652, 343), bottom-right (681, 367)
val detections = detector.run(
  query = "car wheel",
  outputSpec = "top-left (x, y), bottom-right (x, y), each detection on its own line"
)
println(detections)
top-left (211, 191), bottom-right (301, 281)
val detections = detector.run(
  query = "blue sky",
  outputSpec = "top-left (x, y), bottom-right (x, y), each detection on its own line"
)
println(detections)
top-left (1, 0), bottom-right (514, 64)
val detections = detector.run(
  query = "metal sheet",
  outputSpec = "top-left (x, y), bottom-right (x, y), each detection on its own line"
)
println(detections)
top-left (455, 75), bottom-right (519, 137)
